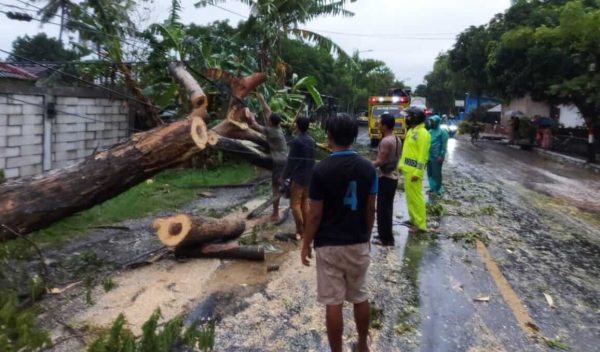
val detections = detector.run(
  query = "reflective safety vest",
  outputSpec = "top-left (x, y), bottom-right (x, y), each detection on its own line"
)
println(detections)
top-left (398, 123), bottom-right (431, 178)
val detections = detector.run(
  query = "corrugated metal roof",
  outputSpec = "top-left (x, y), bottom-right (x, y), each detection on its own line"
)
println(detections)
top-left (0, 63), bottom-right (39, 80)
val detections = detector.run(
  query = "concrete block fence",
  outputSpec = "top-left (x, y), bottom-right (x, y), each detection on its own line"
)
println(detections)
top-left (0, 82), bottom-right (132, 179)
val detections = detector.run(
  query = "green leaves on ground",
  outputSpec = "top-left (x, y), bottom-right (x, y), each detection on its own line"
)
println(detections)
top-left (0, 293), bottom-right (51, 351)
top-left (369, 304), bottom-right (384, 329)
top-left (450, 231), bottom-right (490, 247)
top-left (427, 202), bottom-right (445, 217)
top-left (88, 309), bottom-right (215, 352)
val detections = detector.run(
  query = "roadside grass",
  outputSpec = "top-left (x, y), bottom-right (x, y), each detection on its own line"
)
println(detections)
top-left (5, 162), bottom-right (258, 255)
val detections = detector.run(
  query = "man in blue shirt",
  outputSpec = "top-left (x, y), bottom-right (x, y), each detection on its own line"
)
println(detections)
top-left (301, 114), bottom-right (377, 352)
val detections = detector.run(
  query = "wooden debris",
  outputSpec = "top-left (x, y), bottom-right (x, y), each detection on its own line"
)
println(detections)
top-left (153, 214), bottom-right (245, 247)
top-left (174, 243), bottom-right (265, 261)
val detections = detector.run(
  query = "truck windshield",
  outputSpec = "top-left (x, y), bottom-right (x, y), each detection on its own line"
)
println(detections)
top-left (372, 106), bottom-right (403, 118)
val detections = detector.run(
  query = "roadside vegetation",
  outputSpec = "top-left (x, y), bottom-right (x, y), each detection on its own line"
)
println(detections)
top-left (0, 161), bottom-right (257, 351)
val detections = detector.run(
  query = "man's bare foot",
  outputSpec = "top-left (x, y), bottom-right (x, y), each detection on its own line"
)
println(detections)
top-left (270, 214), bottom-right (280, 222)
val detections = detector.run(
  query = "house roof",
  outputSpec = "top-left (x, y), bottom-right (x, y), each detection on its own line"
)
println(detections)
top-left (0, 63), bottom-right (39, 81)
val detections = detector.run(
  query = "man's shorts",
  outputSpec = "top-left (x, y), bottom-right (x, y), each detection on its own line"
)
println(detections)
top-left (315, 243), bottom-right (370, 305)
top-left (272, 162), bottom-right (285, 185)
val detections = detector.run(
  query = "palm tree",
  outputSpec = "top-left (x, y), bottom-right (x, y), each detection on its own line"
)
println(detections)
top-left (196, 0), bottom-right (355, 72)
top-left (36, 0), bottom-right (75, 43)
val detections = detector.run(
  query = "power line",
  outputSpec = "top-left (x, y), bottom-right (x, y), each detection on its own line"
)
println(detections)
top-left (307, 28), bottom-right (456, 40)
top-left (0, 8), bottom-right (142, 49)
top-left (208, 3), bottom-right (246, 18)
top-left (0, 1), bottom-right (32, 13)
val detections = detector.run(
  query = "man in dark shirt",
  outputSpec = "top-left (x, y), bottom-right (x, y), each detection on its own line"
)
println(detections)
top-left (282, 116), bottom-right (316, 239)
top-left (301, 114), bottom-right (377, 352)
top-left (372, 113), bottom-right (401, 246)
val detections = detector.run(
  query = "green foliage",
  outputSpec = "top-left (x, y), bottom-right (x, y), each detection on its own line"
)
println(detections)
top-left (421, 52), bottom-right (467, 115)
top-left (64, 250), bottom-right (109, 278)
top-left (102, 278), bottom-right (116, 292)
top-left (422, 0), bottom-right (600, 131)
top-left (88, 309), bottom-right (215, 352)
top-left (87, 314), bottom-right (135, 352)
top-left (369, 304), bottom-right (384, 329)
top-left (427, 202), bottom-right (445, 217)
top-left (30, 275), bottom-right (45, 303)
top-left (9, 33), bottom-right (80, 62)
top-left (183, 320), bottom-right (215, 351)
top-left (0, 293), bottom-right (51, 351)
top-left (480, 206), bottom-right (496, 216)
top-left (450, 231), bottom-right (490, 247)
top-left (84, 276), bottom-right (95, 306)
top-left (541, 336), bottom-right (569, 350)
top-left (458, 120), bottom-right (472, 135)
top-left (0, 169), bottom-right (4, 184)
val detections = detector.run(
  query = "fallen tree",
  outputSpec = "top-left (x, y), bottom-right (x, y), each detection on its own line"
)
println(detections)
top-left (0, 64), bottom-right (274, 241)
top-left (153, 214), bottom-right (245, 247)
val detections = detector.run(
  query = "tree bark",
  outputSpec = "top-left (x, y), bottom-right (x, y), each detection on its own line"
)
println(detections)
top-left (174, 243), bottom-right (265, 261)
top-left (0, 65), bottom-right (271, 241)
top-left (153, 214), bottom-right (245, 247)
top-left (0, 119), bottom-right (199, 241)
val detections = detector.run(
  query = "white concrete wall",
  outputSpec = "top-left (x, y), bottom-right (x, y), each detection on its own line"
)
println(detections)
top-left (0, 94), bottom-right (129, 178)
top-left (558, 104), bottom-right (585, 128)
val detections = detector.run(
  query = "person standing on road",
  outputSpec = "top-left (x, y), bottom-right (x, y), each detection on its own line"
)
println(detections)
top-left (399, 107), bottom-right (431, 232)
top-left (282, 116), bottom-right (316, 239)
top-left (510, 115), bottom-right (520, 144)
top-left (301, 114), bottom-right (377, 352)
top-left (372, 113), bottom-right (401, 246)
top-left (245, 93), bottom-right (288, 222)
top-left (426, 115), bottom-right (448, 196)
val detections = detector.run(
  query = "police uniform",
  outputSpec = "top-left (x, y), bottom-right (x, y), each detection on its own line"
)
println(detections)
top-left (398, 122), bottom-right (431, 231)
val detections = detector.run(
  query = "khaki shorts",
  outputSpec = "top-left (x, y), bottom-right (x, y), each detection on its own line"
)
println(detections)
top-left (315, 243), bottom-right (370, 305)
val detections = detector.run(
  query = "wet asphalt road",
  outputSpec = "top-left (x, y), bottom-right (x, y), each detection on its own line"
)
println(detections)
top-left (208, 128), bottom-right (599, 351)
top-left (388, 131), bottom-right (600, 352)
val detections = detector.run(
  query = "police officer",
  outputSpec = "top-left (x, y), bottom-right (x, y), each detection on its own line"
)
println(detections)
top-left (399, 107), bottom-right (431, 232)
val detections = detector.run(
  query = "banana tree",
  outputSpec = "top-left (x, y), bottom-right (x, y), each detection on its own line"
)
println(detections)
top-left (195, 0), bottom-right (356, 75)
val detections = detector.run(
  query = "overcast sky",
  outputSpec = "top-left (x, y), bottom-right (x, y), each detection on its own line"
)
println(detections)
top-left (0, 0), bottom-right (510, 87)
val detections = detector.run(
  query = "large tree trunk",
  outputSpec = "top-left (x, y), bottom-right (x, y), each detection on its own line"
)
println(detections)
top-left (0, 119), bottom-right (199, 241)
top-left (153, 214), bottom-right (245, 247)
top-left (0, 65), bottom-right (272, 241)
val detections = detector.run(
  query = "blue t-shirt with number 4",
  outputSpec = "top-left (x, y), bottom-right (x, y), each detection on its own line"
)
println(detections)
top-left (309, 150), bottom-right (378, 248)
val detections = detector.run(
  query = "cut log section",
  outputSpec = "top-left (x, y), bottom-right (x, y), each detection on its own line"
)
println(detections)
top-left (174, 243), bottom-right (265, 261)
top-left (153, 214), bottom-right (246, 247)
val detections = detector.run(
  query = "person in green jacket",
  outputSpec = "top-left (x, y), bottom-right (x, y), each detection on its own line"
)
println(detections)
top-left (399, 107), bottom-right (431, 232)
top-left (427, 115), bottom-right (448, 196)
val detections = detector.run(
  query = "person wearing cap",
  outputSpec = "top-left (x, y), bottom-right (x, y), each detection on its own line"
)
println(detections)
top-left (426, 115), bottom-right (448, 196)
top-left (399, 107), bottom-right (431, 232)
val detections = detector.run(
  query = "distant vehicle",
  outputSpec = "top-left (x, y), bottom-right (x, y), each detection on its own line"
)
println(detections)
top-left (440, 116), bottom-right (458, 137)
top-left (367, 90), bottom-right (411, 147)
top-left (356, 110), bottom-right (368, 125)
top-left (411, 96), bottom-right (427, 107)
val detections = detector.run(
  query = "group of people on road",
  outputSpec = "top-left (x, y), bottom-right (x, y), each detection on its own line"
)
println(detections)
top-left (244, 94), bottom-right (448, 352)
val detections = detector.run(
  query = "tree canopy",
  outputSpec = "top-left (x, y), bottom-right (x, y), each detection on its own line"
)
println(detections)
top-left (421, 0), bottom-right (600, 130)
top-left (9, 33), bottom-right (80, 62)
